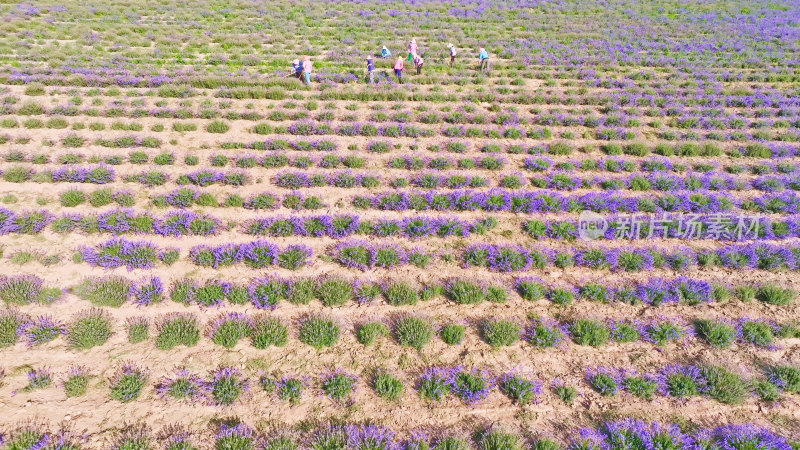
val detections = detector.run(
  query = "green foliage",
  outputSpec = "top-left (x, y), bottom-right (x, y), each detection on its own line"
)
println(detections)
top-left (384, 282), bottom-right (419, 306)
top-left (69, 309), bottom-right (113, 349)
top-left (156, 314), bottom-right (200, 350)
top-left (357, 322), bottom-right (389, 345)
top-left (299, 315), bottom-right (340, 349)
top-left (701, 365), bottom-right (747, 405)
top-left (251, 316), bottom-right (288, 348)
top-left (445, 280), bottom-right (485, 304)
top-left (395, 316), bottom-right (434, 350)
top-left (696, 319), bottom-right (736, 348)
top-left (756, 284), bottom-right (794, 305)
top-left (569, 319), bottom-right (609, 347)
top-left (316, 278), bottom-right (353, 306)
top-left (110, 366), bottom-right (148, 403)
top-left (440, 323), bottom-right (466, 345)
top-left (74, 277), bottom-right (131, 307)
top-left (374, 371), bottom-right (404, 401)
top-left (481, 319), bottom-right (521, 347)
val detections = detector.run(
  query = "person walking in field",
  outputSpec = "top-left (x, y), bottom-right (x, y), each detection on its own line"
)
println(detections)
top-left (381, 46), bottom-right (391, 58)
top-left (478, 47), bottom-right (489, 73)
top-left (447, 43), bottom-right (457, 66)
top-left (302, 56), bottom-right (312, 85)
top-left (367, 57), bottom-right (375, 84)
top-left (413, 53), bottom-right (424, 75)
top-left (393, 56), bottom-right (404, 83)
top-left (408, 38), bottom-right (417, 62)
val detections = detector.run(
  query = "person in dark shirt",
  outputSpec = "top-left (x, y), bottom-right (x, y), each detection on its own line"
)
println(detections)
top-left (291, 59), bottom-right (303, 79)
top-left (367, 57), bottom-right (375, 84)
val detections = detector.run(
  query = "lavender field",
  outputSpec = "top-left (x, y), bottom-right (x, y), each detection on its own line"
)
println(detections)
top-left (1, 0), bottom-right (800, 448)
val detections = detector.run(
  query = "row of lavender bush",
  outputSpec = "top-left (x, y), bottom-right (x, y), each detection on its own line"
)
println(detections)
top-left (10, 145), bottom-right (800, 175)
top-left (8, 207), bottom-right (800, 242)
top-left (9, 186), bottom-right (789, 216)
top-left (68, 238), bottom-right (800, 273)
top-left (355, 189), bottom-right (799, 214)
top-left (13, 164), bottom-right (800, 195)
top-left (6, 361), bottom-right (800, 409)
top-left (0, 419), bottom-right (796, 450)
top-left (3, 274), bottom-right (794, 310)
top-left (7, 208), bottom-right (800, 242)
top-left (3, 306), bottom-right (798, 353)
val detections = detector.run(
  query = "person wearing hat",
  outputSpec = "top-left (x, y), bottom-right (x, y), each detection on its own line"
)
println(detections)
top-left (478, 47), bottom-right (489, 73)
top-left (367, 57), bottom-right (375, 84)
top-left (291, 59), bottom-right (303, 79)
top-left (413, 53), bottom-right (424, 75)
top-left (408, 38), bottom-right (417, 62)
top-left (447, 43), bottom-right (457, 66)
top-left (381, 46), bottom-right (391, 58)
top-left (393, 56), bottom-right (404, 83)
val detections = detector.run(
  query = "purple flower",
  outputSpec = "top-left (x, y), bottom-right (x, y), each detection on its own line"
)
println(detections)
top-left (635, 277), bottom-right (677, 305)
top-left (248, 276), bottom-right (286, 310)
top-left (642, 317), bottom-right (693, 345)
top-left (237, 241), bottom-right (276, 268)
top-left (132, 277), bottom-right (164, 306)
top-left (711, 424), bottom-right (791, 450)
top-left (206, 367), bottom-right (249, 406)
top-left (157, 369), bottom-right (204, 402)
top-left (216, 424), bottom-right (254, 441)
top-left (657, 364), bottom-right (707, 397)
top-left (165, 188), bottom-right (199, 209)
top-left (670, 276), bottom-right (712, 304)
top-left (82, 238), bottom-right (161, 270)
top-left (525, 316), bottom-right (568, 348)
top-left (25, 367), bottom-right (52, 390)
top-left (354, 279), bottom-right (380, 304)
top-left (446, 366), bottom-right (494, 405)
top-left (585, 366), bottom-right (623, 396)
top-left (603, 419), bottom-right (690, 449)
top-left (22, 315), bottom-right (64, 347)
top-left (53, 164), bottom-right (115, 184)
top-left (98, 209), bottom-right (136, 235)
top-left (347, 425), bottom-right (399, 450)
top-left (462, 244), bottom-right (532, 272)
top-left (568, 427), bottom-right (606, 450)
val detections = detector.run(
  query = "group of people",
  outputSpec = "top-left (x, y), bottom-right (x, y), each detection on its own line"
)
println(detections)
top-left (292, 39), bottom-right (491, 85)
top-left (377, 39), bottom-right (490, 83)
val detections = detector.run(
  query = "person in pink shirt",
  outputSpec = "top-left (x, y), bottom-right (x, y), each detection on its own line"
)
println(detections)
top-left (408, 38), bottom-right (417, 62)
top-left (393, 56), bottom-right (404, 83)
top-left (302, 56), bottom-right (313, 85)
top-left (413, 53), bottom-right (424, 75)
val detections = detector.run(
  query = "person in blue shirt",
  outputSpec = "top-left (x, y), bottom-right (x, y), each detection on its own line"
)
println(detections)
top-left (291, 59), bottom-right (303, 79)
top-left (367, 57), bottom-right (375, 84)
top-left (381, 46), bottom-right (391, 58)
top-left (478, 47), bottom-right (489, 72)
